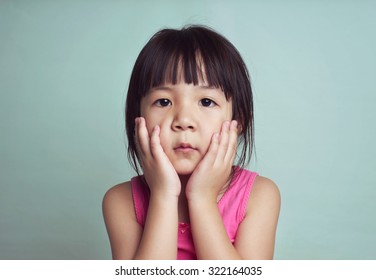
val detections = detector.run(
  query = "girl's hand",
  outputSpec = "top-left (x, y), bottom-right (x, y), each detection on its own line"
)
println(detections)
top-left (135, 117), bottom-right (181, 198)
top-left (186, 120), bottom-right (238, 203)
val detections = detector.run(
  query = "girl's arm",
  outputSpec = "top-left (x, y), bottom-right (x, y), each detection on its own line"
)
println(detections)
top-left (103, 118), bottom-right (181, 260)
top-left (133, 192), bottom-right (179, 259)
top-left (234, 176), bottom-right (280, 259)
top-left (133, 118), bottom-right (181, 259)
top-left (188, 176), bottom-right (280, 259)
top-left (102, 182), bottom-right (142, 259)
top-left (187, 120), bottom-right (280, 259)
top-left (102, 182), bottom-right (179, 260)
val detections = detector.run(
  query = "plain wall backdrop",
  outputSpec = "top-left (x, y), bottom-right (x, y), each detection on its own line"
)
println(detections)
top-left (1, 0), bottom-right (375, 259)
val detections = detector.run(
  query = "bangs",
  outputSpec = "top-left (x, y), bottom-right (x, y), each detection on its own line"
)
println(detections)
top-left (151, 52), bottom-right (209, 89)
top-left (136, 27), bottom-right (240, 100)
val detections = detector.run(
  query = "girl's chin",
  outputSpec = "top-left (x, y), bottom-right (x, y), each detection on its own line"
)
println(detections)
top-left (175, 168), bottom-right (195, 176)
top-left (173, 163), bottom-right (198, 176)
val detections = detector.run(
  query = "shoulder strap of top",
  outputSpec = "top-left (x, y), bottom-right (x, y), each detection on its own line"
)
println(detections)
top-left (236, 169), bottom-right (258, 222)
top-left (131, 176), bottom-right (150, 227)
top-left (218, 168), bottom-right (258, 241)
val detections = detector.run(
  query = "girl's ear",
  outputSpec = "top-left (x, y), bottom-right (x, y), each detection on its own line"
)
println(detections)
top-left (236, 120), bottom-right (243, 134)
top-left (238, 125), bottom-right (243, 134)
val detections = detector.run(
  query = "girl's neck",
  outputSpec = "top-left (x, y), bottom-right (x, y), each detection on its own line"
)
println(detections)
top-left (177, 174), bottom-right (190, 223)
top-left (178, 174), bottom-right (190, 190)
top-left (176, 173), bottom-right (232, 223)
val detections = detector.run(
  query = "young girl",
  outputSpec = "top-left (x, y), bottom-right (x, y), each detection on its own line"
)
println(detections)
top-left (102, 25), bottom-right (280, 260)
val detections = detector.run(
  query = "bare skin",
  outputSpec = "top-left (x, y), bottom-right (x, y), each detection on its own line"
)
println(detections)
top-left (102, 83), bottom-right (280, 259)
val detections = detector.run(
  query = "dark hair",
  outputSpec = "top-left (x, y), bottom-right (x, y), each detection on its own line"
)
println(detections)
top-left (125, 25), bottom-right (254, 174)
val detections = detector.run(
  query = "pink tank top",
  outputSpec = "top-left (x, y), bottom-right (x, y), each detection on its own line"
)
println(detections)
top-left (131, 167), bottom-right (258, 260)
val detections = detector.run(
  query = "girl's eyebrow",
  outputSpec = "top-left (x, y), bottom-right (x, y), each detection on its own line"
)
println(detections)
top-left (199, 85), bottom-right (216, 89)
top-left (147, 86), bottom-right (173, 94)
top-left (148, 84), bottom-right (217, 93)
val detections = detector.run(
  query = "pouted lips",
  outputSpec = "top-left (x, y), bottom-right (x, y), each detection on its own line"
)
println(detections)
top-left (174, 143), bottom-right (197, 153)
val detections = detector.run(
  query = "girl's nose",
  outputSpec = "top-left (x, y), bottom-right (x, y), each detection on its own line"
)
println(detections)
top-left (171, 107), bottom-right (196, 131)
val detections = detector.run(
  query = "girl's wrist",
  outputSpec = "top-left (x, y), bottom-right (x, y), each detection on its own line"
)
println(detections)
top-left (186, 192), bottom-right (217, 206)
top-left (150, 188), bottom-right (180, 201)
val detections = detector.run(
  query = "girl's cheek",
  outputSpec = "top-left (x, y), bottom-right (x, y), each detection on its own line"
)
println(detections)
top-left (144, 119), bottom-right (158, 135)
top-left (155, 124), bottom-right (168, 145)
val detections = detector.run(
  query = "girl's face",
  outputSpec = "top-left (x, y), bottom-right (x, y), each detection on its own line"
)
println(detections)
top-left (140, 82), bottom-right (233, 175)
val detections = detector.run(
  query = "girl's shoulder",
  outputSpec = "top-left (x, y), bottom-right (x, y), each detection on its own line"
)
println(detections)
top-left (247, 174), bottom-right (281, 217)
top-left (103, 181), bottom-right (133, 206)
top-left (252, 175), bottom-right (280, 198)
top-left (102, 181), bottom-right (135, 224)
top-left (230, 169), bottom-right (280, 215)
top-left (234, 168), bottom-right (280, 201)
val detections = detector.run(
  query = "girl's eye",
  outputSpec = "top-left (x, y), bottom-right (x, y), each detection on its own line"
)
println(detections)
top-left (200, 98), bottom-right (216, 107)
top-left (154, 99), bottom-right (171, 107)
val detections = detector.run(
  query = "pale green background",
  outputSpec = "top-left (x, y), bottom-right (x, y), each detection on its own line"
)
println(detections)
top-left (1, 0), bottom-right (375, 260)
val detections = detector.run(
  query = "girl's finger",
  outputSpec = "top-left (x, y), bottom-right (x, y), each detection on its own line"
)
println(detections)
top-left (204, 132), bottom-right (220, 164)
top-left (225, 120), bottom-right (238, 163)
top-left (149, 125), bottom-right (165, 159)
top-left (135, 117), bottom-right (150, 156)
top-left (217, 121), bottom-right (230, 161)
